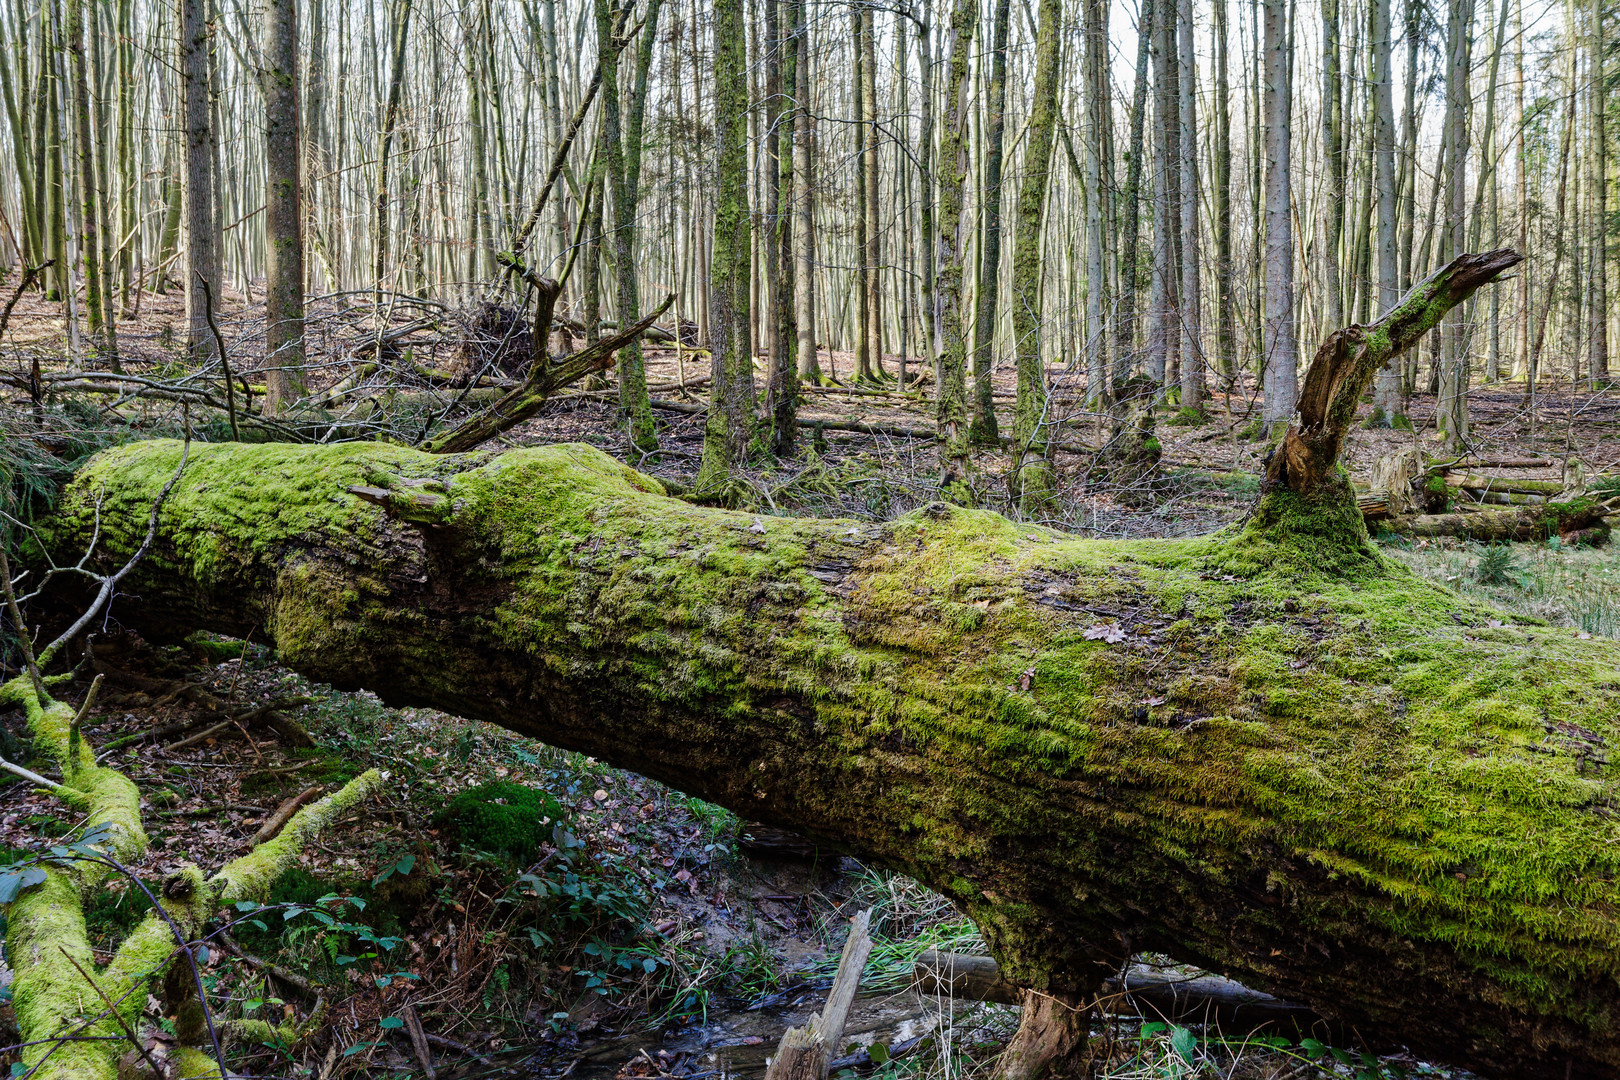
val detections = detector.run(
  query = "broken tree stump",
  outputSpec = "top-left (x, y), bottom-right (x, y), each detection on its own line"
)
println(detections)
top-left (764, 909), bottom-right (874, 1080)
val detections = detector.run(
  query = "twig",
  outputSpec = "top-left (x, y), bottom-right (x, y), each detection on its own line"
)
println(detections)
top-left (215, 930), bottom-right (317, 999)
top-left (401, 1004), bottom-right (437, 1078)
top-left (0, 547), bottom-right (43, 698)
top-left (195, 273), bottom-right (238, 442)
top-left (160, 719), bottom-right (233, 753)
top-left (0, 756), bottom-right (79, 799)
top-left (251, 785), bottom-right (324, 847)
top-left (37, 432), bottom-right (191, 668)
top-left (58, 946), bottom-right (167, 1079)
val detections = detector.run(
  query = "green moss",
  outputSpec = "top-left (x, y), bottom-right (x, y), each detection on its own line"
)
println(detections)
top-left (45, 437), bottom-right (1620, 1059)
top-left (433, 781), bottom-right (563, 861)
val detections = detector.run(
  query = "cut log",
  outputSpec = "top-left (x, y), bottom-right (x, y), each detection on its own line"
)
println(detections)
top-left (43, 252), bottom-right (1620, 1080)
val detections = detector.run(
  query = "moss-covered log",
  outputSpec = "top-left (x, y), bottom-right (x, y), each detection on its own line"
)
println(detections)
top-left (0, 673), bottom-right (380, 1080)
top-left (36, 429), bottom-right (1620, 1078)
top-left (42, 251), bottom-right (1620, 1078)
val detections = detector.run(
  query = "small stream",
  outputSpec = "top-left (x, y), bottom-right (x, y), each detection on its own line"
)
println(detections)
top-left (435, 988), bottom-right (975, 1080)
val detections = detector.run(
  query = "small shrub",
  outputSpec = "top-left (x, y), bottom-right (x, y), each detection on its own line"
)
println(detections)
top-left (1473, 545), bottom-right (1527, 587)
top-left (433, 781), bottom-right (564, 861)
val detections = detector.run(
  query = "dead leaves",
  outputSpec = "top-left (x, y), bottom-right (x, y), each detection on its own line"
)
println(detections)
top-left (1084, 624), bottom-right (1128, 644)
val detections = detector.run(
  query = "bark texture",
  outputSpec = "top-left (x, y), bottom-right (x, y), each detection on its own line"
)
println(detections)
top-left (38, 447), bottom-right (1620, 1074)
top-left (43, 250), bottom-right (1620, 1080)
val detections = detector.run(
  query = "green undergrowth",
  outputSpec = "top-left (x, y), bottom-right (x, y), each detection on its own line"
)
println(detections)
top-left (433, 780), bottom-right (564, 861)
top-left (1383, 536), bottom-right (1620, 639)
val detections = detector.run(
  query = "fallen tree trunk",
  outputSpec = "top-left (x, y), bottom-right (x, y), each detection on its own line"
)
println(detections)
top-left (914, 952), bottom-right (1340, 1044)
top-left (1384, 496), bottom-right (1617, 543)
top-left (43, 252), bottom-right (1620, 1080)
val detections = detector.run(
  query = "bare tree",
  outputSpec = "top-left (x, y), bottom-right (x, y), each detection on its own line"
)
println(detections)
top-left (1261, 0), bottom-right (1297, 427)
top-left (262, 0), bottom-right (305, 412)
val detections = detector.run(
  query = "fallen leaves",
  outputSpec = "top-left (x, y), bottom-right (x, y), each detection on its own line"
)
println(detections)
top-left (1084, 624), bottom-right (1127, 644)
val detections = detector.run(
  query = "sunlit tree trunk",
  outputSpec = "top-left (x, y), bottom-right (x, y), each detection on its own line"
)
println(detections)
top-left (263, 0), bottom-right (305, 413)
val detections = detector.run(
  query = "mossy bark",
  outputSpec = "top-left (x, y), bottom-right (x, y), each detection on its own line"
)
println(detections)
top-left (695, 0), bottom-right (754, 501)
top-left (40, 428), bottom-right (1620, 1079)
top-left (931, 0), bottom-right (977, 503)
top-left (0, 673), bottom-right (379, 1080)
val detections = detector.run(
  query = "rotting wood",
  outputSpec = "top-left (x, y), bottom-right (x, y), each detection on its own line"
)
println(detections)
top-left (764, 909), bottom-right (873, 1080)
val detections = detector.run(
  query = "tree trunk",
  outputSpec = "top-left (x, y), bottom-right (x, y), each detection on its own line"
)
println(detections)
top-left (372, 0), bottom-right (413, 297)
top-left (1435, 0), bottom-right (1474, 449)
top-left (1587, 0), bottom-right (1608, 385)
top-left (262, 0), bottom-right (306, 414)
top-left (52, 249), bottom-right (1620, 1080)
top-left (1369, 0), bottom-right (1403, 423)
top-left (1212, 0), bottom-right (1234, 388)
top-left (1115, 0), bottom-right (1154, 386)
top-left (696, 0), bottom-right (753, 501)
top-left (180, 0), bottom-right (216, 364)
top-left (1175, 0), bottom-right (1201, 411)
top-left (65, 0), bottom-right (101, 353)
top-left (1008, 0), bottom-right (1060, 513)
top-left (1082, 0), bottom-right (1109, 404)
top-left (793, 0), bottom-right (819, 384)
top-left (970, 0), bottom-right (1009, 444)
top-left (1261, 0), bottom-right (1297, 427)
top-left (852, 6), bottom-right (873, 384)
top-left (932, 0), bottom-right (976, 503)
top-left (860, 6), bottom-right (882, 382)
top-left (767, 0), bottom-right (798, 455)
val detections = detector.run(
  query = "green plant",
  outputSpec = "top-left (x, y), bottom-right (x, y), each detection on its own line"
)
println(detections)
top-left (432, 781), bottom-right (564, 861)
top-left (1473, 545), bottom-right (1528, 587)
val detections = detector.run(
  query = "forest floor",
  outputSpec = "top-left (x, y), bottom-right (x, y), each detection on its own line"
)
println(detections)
top-left (2, 288), bottom-right (1618, 1079)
